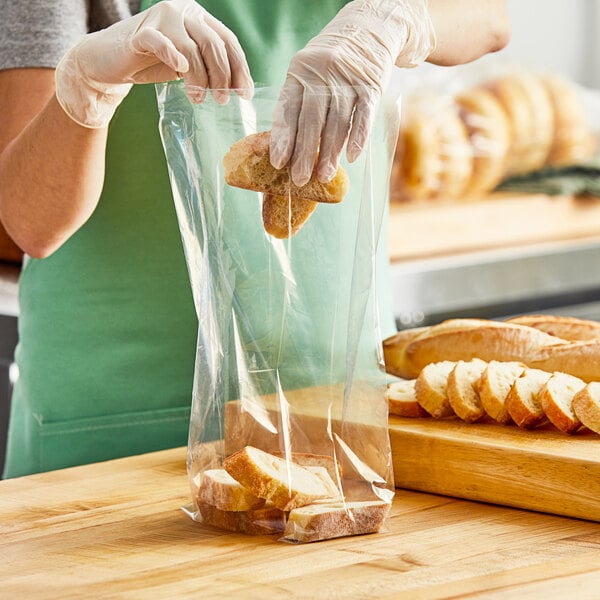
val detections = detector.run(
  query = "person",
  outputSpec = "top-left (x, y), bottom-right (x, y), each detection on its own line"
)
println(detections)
top-left (0, 0), bottom-right (510, 478)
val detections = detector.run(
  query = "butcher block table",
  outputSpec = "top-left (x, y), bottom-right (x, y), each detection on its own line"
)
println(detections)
top-left (2, 447), bottom-right (600, 599)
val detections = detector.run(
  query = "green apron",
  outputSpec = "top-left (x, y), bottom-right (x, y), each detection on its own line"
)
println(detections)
top-left (5, 0), bottom-right (394, 478)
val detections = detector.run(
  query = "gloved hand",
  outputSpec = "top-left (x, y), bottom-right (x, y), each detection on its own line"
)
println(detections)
top-left (55, 0), bottom-right (253, 128)
top-left (270, 0), bottom-right (436, 187)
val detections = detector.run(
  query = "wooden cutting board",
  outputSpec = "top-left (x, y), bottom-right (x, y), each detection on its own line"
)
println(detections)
top-left (389, 415), bottom-right (600, 522)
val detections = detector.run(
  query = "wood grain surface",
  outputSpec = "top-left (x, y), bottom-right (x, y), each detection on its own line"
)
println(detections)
top-left (2, 447), bottom-right (600, 598)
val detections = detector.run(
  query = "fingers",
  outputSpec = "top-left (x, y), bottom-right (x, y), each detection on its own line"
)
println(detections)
top-left (346, 90), bottom-right (378, 163)
top-left (270, 79), bottom-right (303, 170)
top-left (316, 89), bottom-right (355, 181)
top-left (134, 28), bottom-right (189, 74)
top-left (291, 87), bottom-right (330, 187)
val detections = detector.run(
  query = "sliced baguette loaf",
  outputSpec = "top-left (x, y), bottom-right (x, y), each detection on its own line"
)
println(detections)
top-left (539, 372), bottom-right (586, 434)
top-left (262, 193), bottom-right (318, 238)
top-left (198, 468), bottom-right (265, 512)
top-left (572, 382), bottom-right (600, 435)
top-left (198, 502), bottom-right (286, 535)
top-left (415, 361), bottom-right (456, 418)
top-left (386, 378), bottom-right (429, 418)
top-left (223, 131), bottom-right (349, 203)
top-left (477, 360), bottom-right (526, 424)
top-left (505, 368), bottom-right (552, 429)
top-left (283, 500), bottom-right (390, 543)
top-left (447, 358), bottom-right (488, 423)
top-left (223, 446), bottom-right (336, 511)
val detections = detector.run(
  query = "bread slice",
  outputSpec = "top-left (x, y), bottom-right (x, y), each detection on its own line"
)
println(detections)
top-left (507, 314), bottom-right (600, 341)
top-left (447, 358), bottom-right (488, 423)
top-left (283, 500), bottom-right (390, 543)
top-left (223, 446), bottom-right (336, 511)
top-left (271, 451), bottom-right (341, 482)
top-left (223, 131), bottom-right (349, 203)
top-left (198, 502), bottom-right (286, 535)
top-left (415, 360), bottom-right (456, 418)
top-left (262, 193), bottom-right (318, 238)
top-left (197, 468), bottom-right (265, 512)
top-left (505, 368), bottom-right (552, 429)
top-left (386, 378), bottom-right (429, 418)
top-left (539, 372), bottom-right (586, 434)
top-left (476, 361), bottom-right (525, 424)
top-left (572, 382), bottom-right (600, 435)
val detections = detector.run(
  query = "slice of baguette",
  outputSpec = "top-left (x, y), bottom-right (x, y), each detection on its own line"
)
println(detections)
top-left (283, 500), bottom-right (390, 543)
top-left (415, 361), bottom-right (456, 418)
top-left (477, 361), bottom-right (526, 424)
top-left (539, 372), bottom-right (585, 434)
top-left (197, 468), bottom-right (265, 512)
top-left (223, 446), bottom-right (336, 511)
top-left (505, 368), bottom-right (552, 429)
top-left (507, 314), bottom-right (600, 341)
top-left (262, 193), bottom-right (318, 238)
top-left (198, 502), bottom-right (286, 535)
top-left (386, 378), bottom-right (429, 418)
top-left (572, 382), bottom-right (600, 435)
top-left (223, 131), bottom-right (349, 203)
top-left (271, 451), bottom-right (341, 482)
top-left (447, 358), bottom-right (488, 423)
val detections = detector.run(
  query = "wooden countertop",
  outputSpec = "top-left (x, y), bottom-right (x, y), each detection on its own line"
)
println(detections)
top-left (2, 447), bottom-right (600, 598)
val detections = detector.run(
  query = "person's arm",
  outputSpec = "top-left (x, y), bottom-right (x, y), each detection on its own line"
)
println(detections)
top-left (426, 0), bottom-right (510, 66)
top-left (270, 0), bottom-right (510, 187)
top-left (0, 69), bottom-right (108, 258)
top-left (0, 0), bottom-right (252, 259)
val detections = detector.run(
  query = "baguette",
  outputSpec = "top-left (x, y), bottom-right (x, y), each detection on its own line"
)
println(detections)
top-left (262, 193), bottom-right (318, 239)
top-left (283, 500), bottom-right (390, 543)
top-left (415, 361), bottom-right (456, 418)
top-left (197, 468), bottom-right (265, 512)
top-left (477, 360), bottom-right (526, 424)
top-left (447, 358), bottom-right (488, 423)
top-left (198, 502), bottom-right (286, 535)
top-left (572, 382), bottom-right (600, 435)
top-left (223, 446), bottom-right (336, 511)
top-left (386, 378), bottom-right (429, 418)
top-left (507, 315), bottom-right (600, 342)
top-left (528, 341), bottom-right (600, 383)
top-left (505, 368), bottom-right (552, 429)
top-left (383, 318), bottom-right (565, 380)
top-left (539, 372), bottom-right (585, 434)
top-left (223, 131), bottom-right (349, 203)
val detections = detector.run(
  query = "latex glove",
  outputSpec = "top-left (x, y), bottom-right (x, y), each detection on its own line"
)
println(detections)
top-left (55, 0), bottom-right (253, 128)
top-left (270, 0), bottom-right (435, 186)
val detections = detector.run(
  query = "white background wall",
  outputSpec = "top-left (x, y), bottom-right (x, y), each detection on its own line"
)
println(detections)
top-left (500, 0), bottom-right (600, 87)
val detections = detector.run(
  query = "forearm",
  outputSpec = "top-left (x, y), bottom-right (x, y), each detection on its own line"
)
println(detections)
top-left (426, 0), bottom-right (510, 66)
top-left (0, 70), bottom-right (107, 258)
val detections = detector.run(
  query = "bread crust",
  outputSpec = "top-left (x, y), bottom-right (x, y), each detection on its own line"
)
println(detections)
top-left (477, 360), bottom-right (525, 424)
top-left (283, 501), bottom-right (390, 543)
top-left (505, 368), bottom-right (552, 429)
top-left (223, 446), bottom-right (335, 511)
top-left (539, 372), bottom-right (585, 434)
top-left (198, 502), bottom-right (286, 535)
top-left (529, 342), bottom-right (600, 383)
top-left (223, 132), bottom-right (349, 203)
top-left (261, 193), bottom-right (318, 238)
top-left (415, 361), bottom-right (456, 418)
top-left (572, 382), bottom-right (600, 435)
top-left (447, 359), bottom-right (488, 423)
top-left (507, 315), bottom-right (600, 342)
top-left (386, 378), bottom-right (429, 418)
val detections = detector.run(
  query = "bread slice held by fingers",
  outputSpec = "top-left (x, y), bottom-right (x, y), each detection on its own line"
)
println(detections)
top-left (505, 368), bottom-right (552, 429)
top-left (572, 382), bottom-right (600, 435)
top-left (283, 500), bottom-right (390, 543)
top-left (223, 131), bottom-right (349, 203)
top-left (447, 358), bottom-right (488, 423)
top-left (262, 193), bottom-right (318, 238)
top-left (386, 378), bottom-right (429, 418)
top-left (223, 446), bottom-right (336, 511)
top-left (477, 360), bottom-right (526, 424)
top-left (539, 372), bottom-right (586, 434)
top-left (415, 360), bottom-right (456, 418)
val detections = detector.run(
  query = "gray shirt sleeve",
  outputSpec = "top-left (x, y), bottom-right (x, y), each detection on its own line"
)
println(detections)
top-left (0, 0), bottom-right (140, 70)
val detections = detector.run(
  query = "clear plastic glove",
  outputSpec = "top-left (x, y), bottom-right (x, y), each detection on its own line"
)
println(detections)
top-left (55, 0), bottom-right (253, 128)
top-left (270, 0), bottom-right (436, 186)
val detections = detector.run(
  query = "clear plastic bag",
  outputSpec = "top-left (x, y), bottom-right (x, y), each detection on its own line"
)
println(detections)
top-left (156, 83), bottom-right (400, 542)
